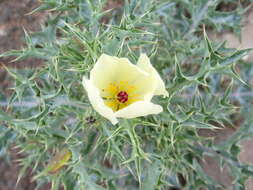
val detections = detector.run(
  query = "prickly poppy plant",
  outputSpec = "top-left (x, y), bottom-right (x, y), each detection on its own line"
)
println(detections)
top-left (0, 0), bottom-right (253, 190)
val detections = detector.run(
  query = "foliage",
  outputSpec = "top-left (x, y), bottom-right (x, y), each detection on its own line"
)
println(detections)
top-left (0, 0), bottom-right (253, 189)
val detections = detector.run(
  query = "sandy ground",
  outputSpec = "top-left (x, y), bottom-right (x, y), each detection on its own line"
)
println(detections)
top-left (0, 0), bottom-right (253, 189)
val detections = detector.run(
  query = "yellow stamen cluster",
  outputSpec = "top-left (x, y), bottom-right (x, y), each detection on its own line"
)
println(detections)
top-left (101, 81), bottom-right (141, 111)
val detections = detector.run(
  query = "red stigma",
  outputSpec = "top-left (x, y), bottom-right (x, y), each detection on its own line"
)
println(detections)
top-left (117, 91), bottom-right (128, 103)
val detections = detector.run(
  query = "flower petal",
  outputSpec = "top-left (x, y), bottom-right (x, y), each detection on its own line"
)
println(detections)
top-left (115, 101), bottom-right (163, 118)
top-left (90, 54), bottom-right (157, 101)
top-left (82, 77), bottom-right (118, 125)
top-left (137, 54), bottom-right (168, 97)
top-left (90, 54), bottom-right (119, 90)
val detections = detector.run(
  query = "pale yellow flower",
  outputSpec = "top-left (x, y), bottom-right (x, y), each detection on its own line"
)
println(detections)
top-left (83, 53), bottom-right (168, 125)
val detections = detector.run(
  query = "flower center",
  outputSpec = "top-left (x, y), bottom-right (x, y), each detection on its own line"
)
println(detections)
top-left (117, 91), bottom-right (128, 103)
top-left (101, 81), bottom-right (141, 112)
